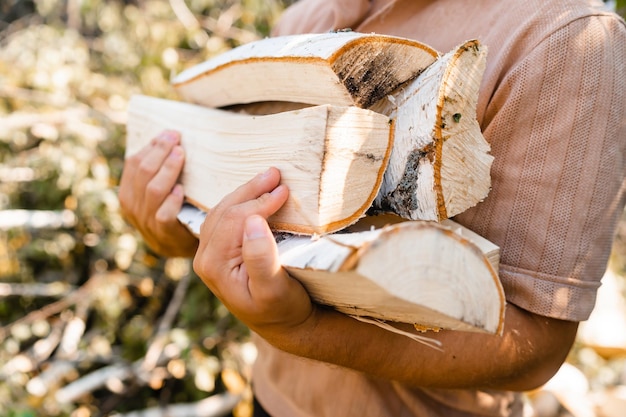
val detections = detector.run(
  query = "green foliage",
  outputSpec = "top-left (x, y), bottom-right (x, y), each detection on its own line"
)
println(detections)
top-left (1, 1), bottom-right (624, 416)
top-left (617, 0), bottom-right (626, 18)
top-left (0, 0), bottom-right (290, 415)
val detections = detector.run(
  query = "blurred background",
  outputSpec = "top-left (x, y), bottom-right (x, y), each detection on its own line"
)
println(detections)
top-left (0, 1), bottom-right (624, 416)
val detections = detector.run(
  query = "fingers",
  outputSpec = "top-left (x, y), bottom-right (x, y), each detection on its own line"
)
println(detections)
top-left (137, 131), bottom-right (181, 201)
top-left (217, 168), bottom-right (288, 228)
top-left (192, 170), bottom-right (314, 336)
top-left (243, 215), bottom-right (281, 276)
top-left (154, 183), bottom-right (185, 226)
top-left (215, 167), bottom-right (283, 212)
top-left (143, 145), bottom-right (185, 219)
top-left (120, 131), bottom-right (183, 218)
top-left (241, 214), bottom-right (314, 334)
top-left (201, 167), bottom-right (288, 240)
top-left (195, 168), bottom-right (289, 289)
top-left (118, 130), bottom-right (199, 258)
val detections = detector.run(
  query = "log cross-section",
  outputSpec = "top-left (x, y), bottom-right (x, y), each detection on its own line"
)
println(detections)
top-left (278, 218), bottom-right (504, 334)
top-left (173, 32), bottom-right (438, 109)
top-left (125, 95), bottom-right (393, 235)
top-left (166, 35), bottom-right (493, 226)
top-left (176, 206), bottom-right (504, 334)
top-left (371, 40), bottom-right (493, 221)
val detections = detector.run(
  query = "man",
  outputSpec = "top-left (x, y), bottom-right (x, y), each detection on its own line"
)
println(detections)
top-left (119, 0), bottom-right (626, 415)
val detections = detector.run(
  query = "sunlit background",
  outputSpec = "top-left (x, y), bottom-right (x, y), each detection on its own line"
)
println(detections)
top-left (0, 1), bottom-right (624, 416)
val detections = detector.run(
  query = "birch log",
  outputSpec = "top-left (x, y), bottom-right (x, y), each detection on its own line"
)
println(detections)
top-left (371, 40), bottom-right (493, 220)
top-left (169, 36), bottom-right (492, 224)
top-left (125, 95), bottom-right (393, 235)
top-left (280, 219), bottom-right (503, 333)
top-left (177, 207), bottom-right (504, 334)
top-left (173, 32), bottom-right (438, 109)
top-left (125, 34), bottom-right (503, 332)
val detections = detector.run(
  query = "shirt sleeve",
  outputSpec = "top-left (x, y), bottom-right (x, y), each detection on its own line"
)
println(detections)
top-left (271, 0), bottom-right (370, 36)
top-left (456, 14), bottom-right (626, 321)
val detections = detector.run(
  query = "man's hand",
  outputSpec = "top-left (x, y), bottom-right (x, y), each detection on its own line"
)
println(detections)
top-left (190, 168), bottom-right (579, 392)
top-left (192, 167), bottom-right (315, 344)
top-left (119, 130), bottom-right (198, 258)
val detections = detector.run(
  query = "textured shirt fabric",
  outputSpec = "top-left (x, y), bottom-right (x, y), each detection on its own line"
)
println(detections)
top-left (252, 0), bottom-right (626, 416)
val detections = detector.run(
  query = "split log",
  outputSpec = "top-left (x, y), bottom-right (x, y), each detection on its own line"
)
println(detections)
top-left (126, 34), bottom-right (502, 332)
top-left (172, 32), bottom-right (438, 109)
top-left (127, 39), bottom-right (492, 233)
top-left (126, 95), bottom-right (393, 235)
top-left (172, 34), bottom-right (491, 221)
top-left (370, 40), bottom-right (492, 220)
top-left (279, 216), bottom-right (503, 333)
top-left (178, 206), bottom-right (504, 334)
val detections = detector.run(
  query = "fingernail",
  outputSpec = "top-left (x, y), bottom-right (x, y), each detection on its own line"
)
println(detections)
top-left (172, 184), bottom-right (183, 196)
top-left (271, 184), bottom-right (286, 196)
top-left (245, 215), bottom-right (268, 240)
top-left (169, 146), bottom-right (183, 159)
top-left (161, 130), bottom-right (179, 143)
top-left (260, 167), bottom-right (273, 178)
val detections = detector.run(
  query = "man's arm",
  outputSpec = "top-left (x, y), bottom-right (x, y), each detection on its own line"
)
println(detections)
top-left (192, 167), bottom-right (578, 392)
top-left (272, 301), bottom-right (577, 391)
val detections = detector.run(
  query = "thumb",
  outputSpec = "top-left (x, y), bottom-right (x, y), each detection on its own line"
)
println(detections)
top-left (242, 215), bottom-right (284, 288)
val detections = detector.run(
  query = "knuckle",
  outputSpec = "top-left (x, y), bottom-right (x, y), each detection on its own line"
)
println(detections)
top-left (153, 210), bottom-right (169, 225)
top-left (192, 256), bottom-right (214, 283)
top-left (137, 160), bottom-right (158, 178)
top-left (164, 149), bottom-right (184, 167)
top-left (222, 206), bottom-right (244, 223)
top-left (126, 153), bottom-right (142, 165)
top-left (145, 181), bottom-right (166, 199)
top-left (256, 192), bottom-right (272, 206)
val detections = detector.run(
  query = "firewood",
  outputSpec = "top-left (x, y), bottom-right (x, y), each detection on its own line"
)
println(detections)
top-left (126, 37), bottom-right (492, 233)
top-left (126, 95), bottom-right (393, 235)
top-left (279, 217), bottom-right (503, 333)
top-left (172, 32), bottom-right (438, 109)
top-left (125, 34), bottom-right (503, 333)
top-left (371, 40), bottom-right (492, 220)
top-left (172, 34), bottom-right (491, 221)
top-left (178, 206), bottom-right (504, 334)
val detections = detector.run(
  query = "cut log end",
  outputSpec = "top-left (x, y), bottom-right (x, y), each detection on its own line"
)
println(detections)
top-left (173, 32), bottom-right (438, 109)
top-left (437, 40), bottom-right (492, 219)
top-left (126, 96), bottom-right (393, 235)
top-left (372, 40), bottom-right (492, 222)
top-left (281, 218), bottom-right (505, 334)
top-left (331, 38), bottom-right (438, 108)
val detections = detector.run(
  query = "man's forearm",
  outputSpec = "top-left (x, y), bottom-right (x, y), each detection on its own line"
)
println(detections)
top-left (260, 303), bottom-right (578, 391)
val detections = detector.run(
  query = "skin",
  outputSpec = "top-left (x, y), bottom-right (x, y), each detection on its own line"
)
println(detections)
top-left (119, 131), bottom-right (198, 257)
top-left (119, 130), bottom-right (579, 391)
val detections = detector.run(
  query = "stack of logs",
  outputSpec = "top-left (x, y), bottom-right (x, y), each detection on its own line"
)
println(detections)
top-left (125, 32), bottom-right (504, 336)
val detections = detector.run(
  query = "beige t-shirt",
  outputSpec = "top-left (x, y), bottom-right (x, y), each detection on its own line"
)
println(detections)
top-left (253, 0), bottom-right (626, 416)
